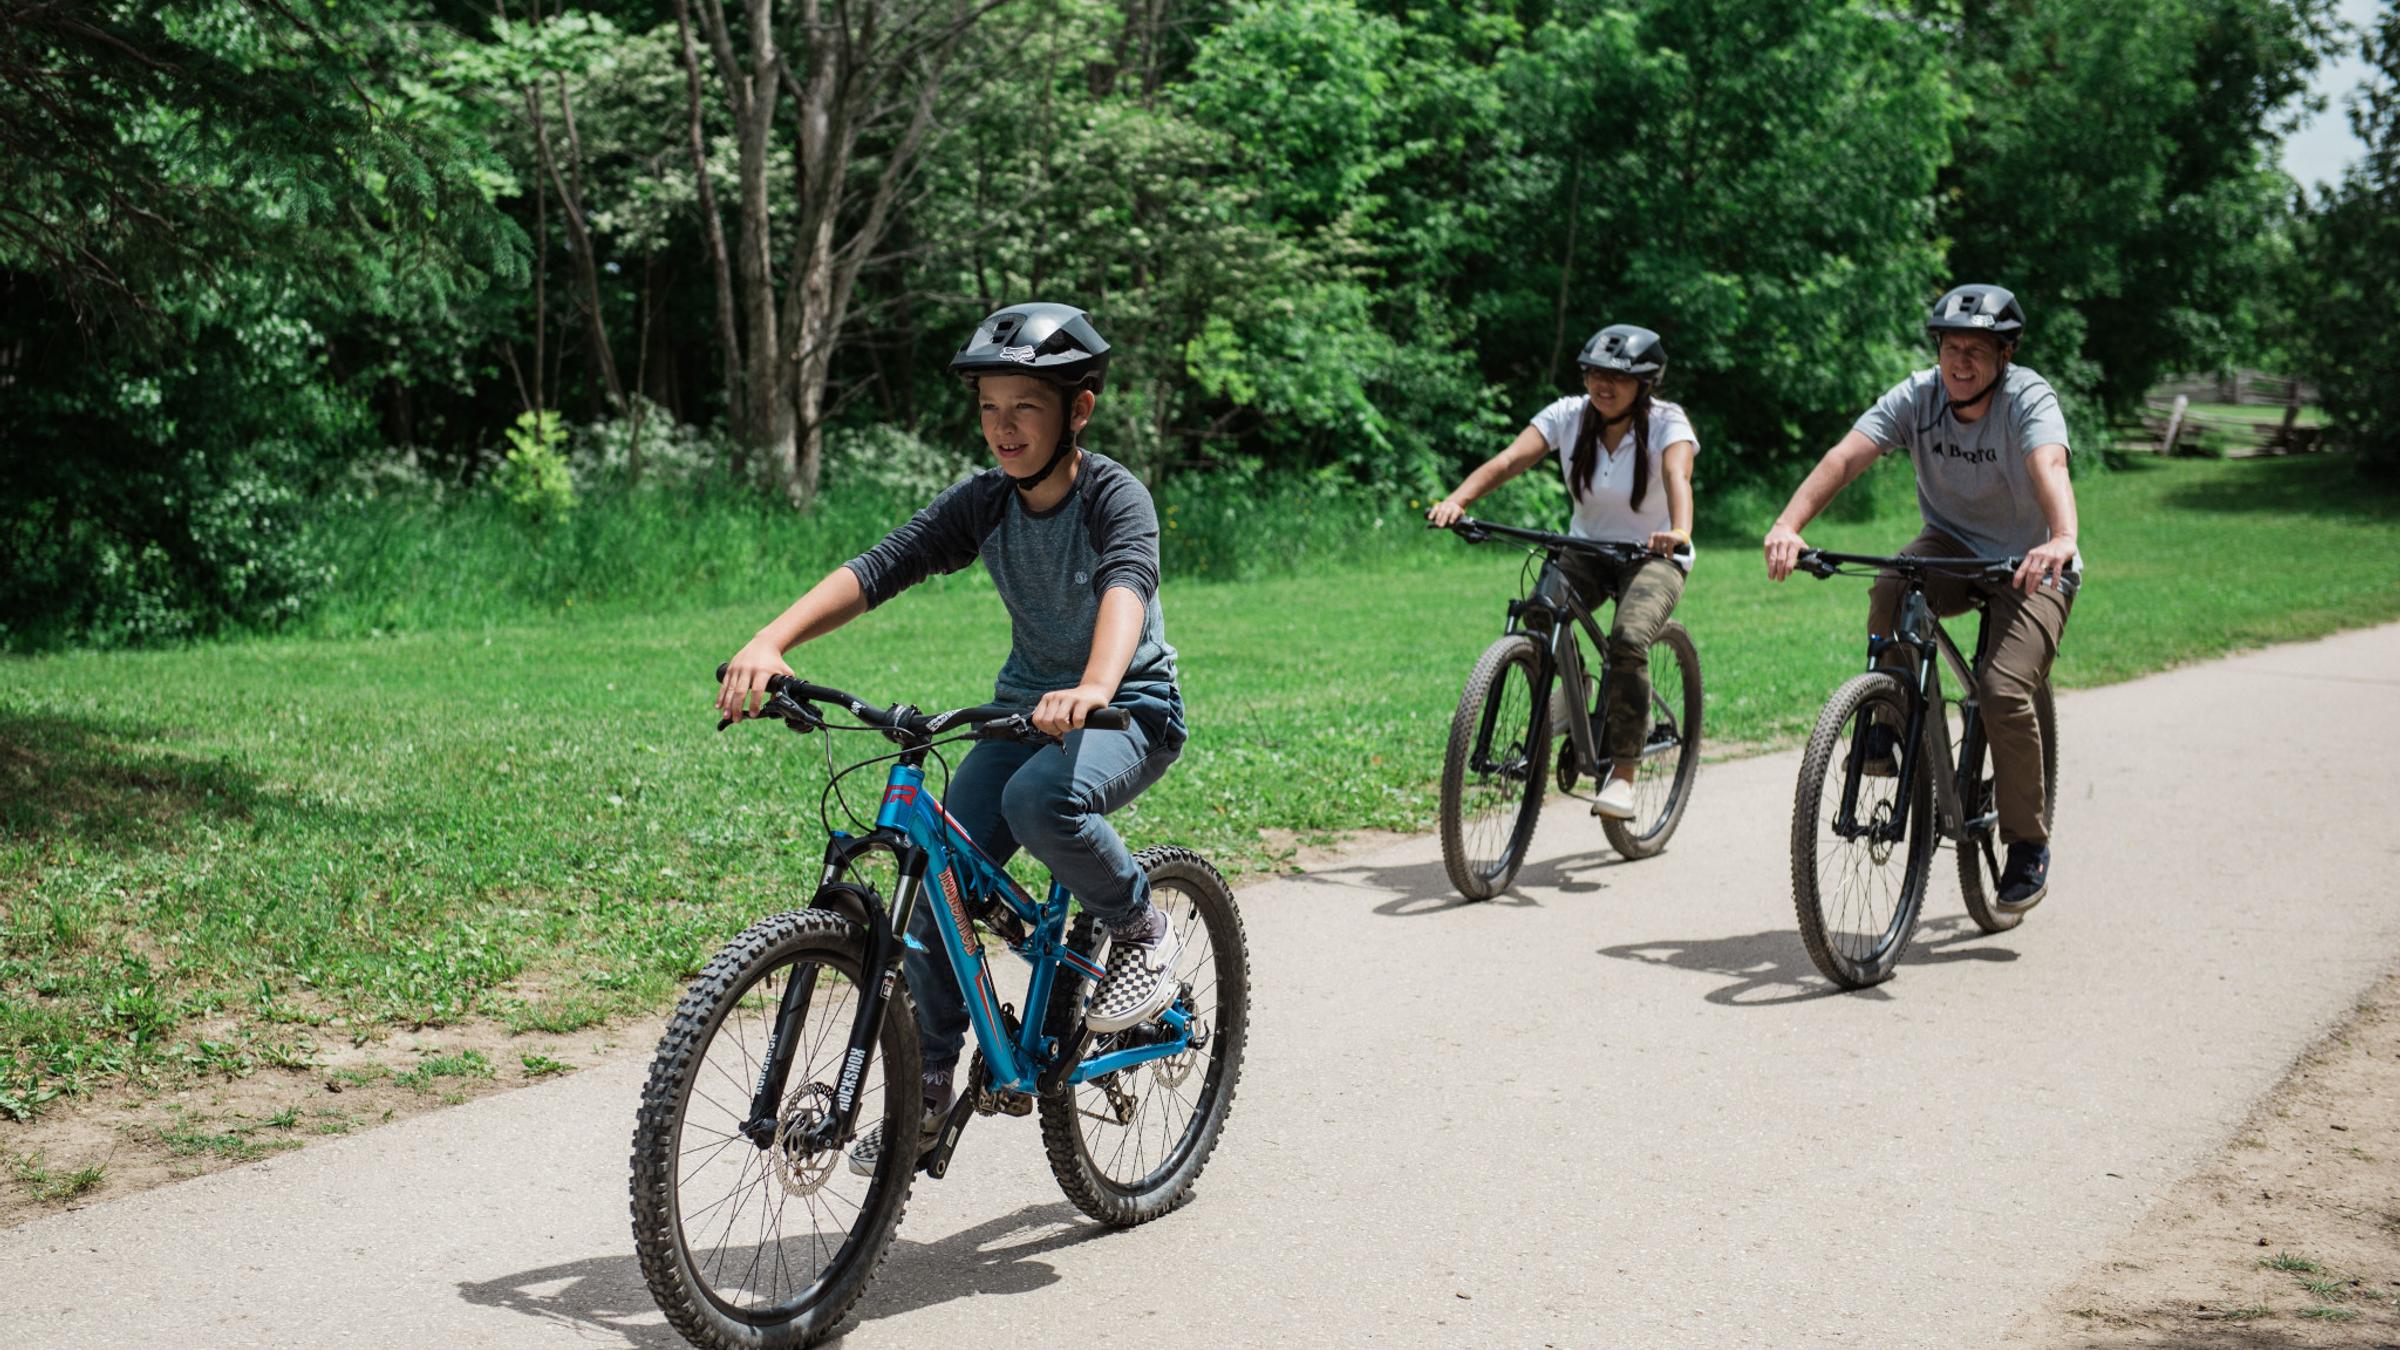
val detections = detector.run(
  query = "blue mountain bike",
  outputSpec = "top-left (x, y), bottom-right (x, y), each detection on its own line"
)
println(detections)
top-left (631, 670), bottom-right (1248, 1348)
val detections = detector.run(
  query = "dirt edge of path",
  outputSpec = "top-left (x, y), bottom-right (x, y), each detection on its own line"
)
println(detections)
top-left (2006, 964), bottom-right (2400, 1347)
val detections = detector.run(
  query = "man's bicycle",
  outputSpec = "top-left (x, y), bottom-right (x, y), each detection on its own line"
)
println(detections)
top-left (631, 670), bottom-right (1248, 1348)
top-left (1435, 518), bottom-right (1703, 899)
top-left (1787, 549), bottom-right (2064, 988)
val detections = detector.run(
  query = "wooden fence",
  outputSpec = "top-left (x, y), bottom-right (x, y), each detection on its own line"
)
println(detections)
top-left (2114, 369), bottom-right (2326, 457)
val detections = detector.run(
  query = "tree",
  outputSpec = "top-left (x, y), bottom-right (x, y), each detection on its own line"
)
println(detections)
top-left (2295, 0), bottom-right (2400, 470)
top-left (679, 0), bottom-right (1006, 505)
top-left (1935, 0), bottom-right (2338, 410)
top-left (0, 0), bottom-right (518, 646)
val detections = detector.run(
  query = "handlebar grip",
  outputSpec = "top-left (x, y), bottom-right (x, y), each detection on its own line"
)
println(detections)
top-left (1085, 708), bottom-right (1129, 731)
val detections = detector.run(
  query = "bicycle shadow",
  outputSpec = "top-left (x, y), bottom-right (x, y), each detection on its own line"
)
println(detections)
top-left (1599, 914), bottom-right (2018, 1008)
top-left (1292, 847), bottom-right (1630, 918)
top-left (455, 1201), bottom-right (1103, 1346)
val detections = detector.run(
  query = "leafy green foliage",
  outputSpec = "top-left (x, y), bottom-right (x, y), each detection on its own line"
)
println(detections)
top-left (1937, 0), bottom-right (2337, 411)
top-left (0, 0), bottom-right (521, 649)
top-left (2293, 0), bottom-right (2400, 471)
top-left (494, 410), bottom-right (577, 522)
top-left (0, 0), bottom-right (2350, 644)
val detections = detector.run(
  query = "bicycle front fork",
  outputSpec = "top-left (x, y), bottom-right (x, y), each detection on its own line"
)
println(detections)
top-left (741, 855), bottom-right (925, 1155)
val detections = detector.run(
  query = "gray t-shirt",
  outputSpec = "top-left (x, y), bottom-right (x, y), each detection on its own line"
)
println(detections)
top-left (1853, 366), bottom-right (2075, 563)
top-left (843, 450), bottom-right (1178, 709)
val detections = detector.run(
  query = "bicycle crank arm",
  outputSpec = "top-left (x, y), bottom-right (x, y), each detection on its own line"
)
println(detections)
top-left (918, 1082), bottom-right (982, 1179)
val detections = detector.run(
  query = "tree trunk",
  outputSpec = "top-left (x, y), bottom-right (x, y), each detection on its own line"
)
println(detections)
top-left (1548, 143), bottom-right (1585, 386)
top-left (527, 78), bottom-right (624, 412)
top-left (695, 0), bottom-right (997, 506)
top-left (675, 0), bottom-right (746, 438)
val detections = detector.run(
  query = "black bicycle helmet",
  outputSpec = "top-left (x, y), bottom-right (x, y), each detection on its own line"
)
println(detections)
top-left (1576, 324), bottom-right (1667, 381)
top-left (1925, 284), bottom-right (2025, 342)
top-left (949, 301), bottom-right (1111, 395)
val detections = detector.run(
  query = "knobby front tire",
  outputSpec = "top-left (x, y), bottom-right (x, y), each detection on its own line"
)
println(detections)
top-left (1439, 634), bottom-right (1551, 900)
top-left (631, 909), bottom-right (921, 1349)
top-left (1791, 671), bottom-right (1935, 989)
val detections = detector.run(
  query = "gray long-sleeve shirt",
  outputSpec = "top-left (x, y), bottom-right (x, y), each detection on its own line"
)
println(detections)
top-left (843, 450), bottom-right (1179, 709)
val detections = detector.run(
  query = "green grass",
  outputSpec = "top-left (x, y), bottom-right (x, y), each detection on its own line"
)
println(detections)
top-left (394, 1050), bottom-right (494, 1093)
top-left (9, 1151), bottom-right (106, 1202)
top-left (2262, 1252), bottom-right (2324, 1274)
top-left (2183, 402), bottom-right (2325, 428)
top-left (2, 454), bottom-right (2397, 1114)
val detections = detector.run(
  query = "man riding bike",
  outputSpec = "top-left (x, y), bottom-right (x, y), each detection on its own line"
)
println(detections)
top-left (1761, 284), bottom-right (2080, 910)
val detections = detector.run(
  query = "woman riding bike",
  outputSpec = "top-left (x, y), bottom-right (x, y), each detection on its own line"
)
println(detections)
top-left (1427, 323), bottom-right (1699, 821)
top-left (716, 301), bottom-right (1187, 1174)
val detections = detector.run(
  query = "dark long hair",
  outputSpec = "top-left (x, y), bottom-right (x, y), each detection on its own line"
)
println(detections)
top-left (1569, 381), bottom-right (1655, 510)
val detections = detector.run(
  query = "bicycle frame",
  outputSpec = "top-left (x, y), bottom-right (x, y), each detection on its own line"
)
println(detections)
top-left (1505, 574), bottom-right (1609, 771)
top-left (742, 757), bottom-right (1195, 1155)
top-left (1501, 556), bottom-right (1684, 775)
top-left (1835, 586), bottom-right (1991, 847)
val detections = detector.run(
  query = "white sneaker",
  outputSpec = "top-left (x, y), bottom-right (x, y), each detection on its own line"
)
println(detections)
top-left (1591, 775), bottom-right (1637, 820)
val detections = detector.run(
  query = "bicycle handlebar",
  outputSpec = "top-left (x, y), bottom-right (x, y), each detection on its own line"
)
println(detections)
top-left (1794, 548), bottom-right (2023, 584)
top-left (712, 664), bottom-right (1129, 738)
top-left (1440, 516), bottom-right (1683, 563)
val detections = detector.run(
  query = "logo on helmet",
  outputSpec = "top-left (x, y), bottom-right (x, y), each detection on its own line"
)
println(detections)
top-left (1000, 344), bottom-right (1038, 363)
top-left (1969, 314), bottom-right (1994, 328)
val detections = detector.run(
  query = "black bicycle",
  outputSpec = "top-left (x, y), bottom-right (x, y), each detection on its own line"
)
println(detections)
top-left (1787, 549), bottom-right (2065, 988)
top-left (1435, 518), bottom-right (1703, 899)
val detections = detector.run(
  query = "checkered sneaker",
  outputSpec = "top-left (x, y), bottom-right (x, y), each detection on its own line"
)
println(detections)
top-left (1085, 906), bottom-right (1180, 1033)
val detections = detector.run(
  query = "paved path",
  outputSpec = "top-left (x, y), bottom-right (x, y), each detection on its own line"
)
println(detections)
top-left (8, 626), bottom-right (2400, 1349)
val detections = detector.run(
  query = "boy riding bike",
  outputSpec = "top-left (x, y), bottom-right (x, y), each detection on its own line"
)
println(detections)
top-left (1762, 284), bottom-right (2080, 909)
top-left (716, 301), bottom-right (1186, 1171)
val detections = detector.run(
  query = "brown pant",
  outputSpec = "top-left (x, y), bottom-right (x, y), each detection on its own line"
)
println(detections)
top-left (1544, 552), bottom-right (1687, 762)
top-left (1866, 527), bottom-right (2074, 845)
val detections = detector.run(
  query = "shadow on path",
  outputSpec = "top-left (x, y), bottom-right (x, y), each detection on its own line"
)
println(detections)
top-left (458, 1202), bottom-right (1106, 1347)
top-left (1291, 847), bottom-right (1631, 918)
top-left (1600, 914), bottom-right (2018, 1007)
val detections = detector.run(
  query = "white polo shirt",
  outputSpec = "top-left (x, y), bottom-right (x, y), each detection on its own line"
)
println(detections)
top-left (1529, 395), bottom-right (1700, 562)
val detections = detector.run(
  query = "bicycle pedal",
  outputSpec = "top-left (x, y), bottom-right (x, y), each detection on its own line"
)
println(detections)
top-left (972, 1086), bottom-right (1034, 1117)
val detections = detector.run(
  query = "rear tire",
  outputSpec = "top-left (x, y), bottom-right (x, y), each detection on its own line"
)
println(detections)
top-left (1439, 634), bottom-right (1550, 900)
top-left (1958, 682), bottom-right (2058, 933)
top-left (1040, 847), bottom-right (1249, 1227)
top-left (1600, 620), bottom-right (1703, 860)
top-left (1791, 672), bottom-right (1935, 989)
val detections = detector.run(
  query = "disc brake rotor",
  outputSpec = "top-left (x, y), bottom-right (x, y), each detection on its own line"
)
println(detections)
top-left (770, 1082), bottom-right (839, 1196)
top-left (1866, 799), bottom-right (1898, 866)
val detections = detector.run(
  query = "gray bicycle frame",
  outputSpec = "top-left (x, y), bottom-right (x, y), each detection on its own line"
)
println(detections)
top-left (1517, 562), bottom-right (1679, 773)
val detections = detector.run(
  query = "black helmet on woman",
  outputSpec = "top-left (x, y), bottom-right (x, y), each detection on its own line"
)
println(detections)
top-left (949, 301), bottom-right (1111, 492)
top-left (1577, 324), bottom-right (1667, 382)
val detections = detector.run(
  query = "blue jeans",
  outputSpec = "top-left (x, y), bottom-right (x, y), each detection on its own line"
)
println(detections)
top-left (903, 684), bottom-right (1186, 1075)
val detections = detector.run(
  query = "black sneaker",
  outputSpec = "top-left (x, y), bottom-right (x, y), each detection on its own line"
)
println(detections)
top-left (1859, 723), bottom-right (1899, 777)
top-left (847, 1068), bottom-right (953, 1177)
top-left (1087, 905), bottom-right (1180, 1033)
top-left (1996, 842), bottom-right (2049, 910)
